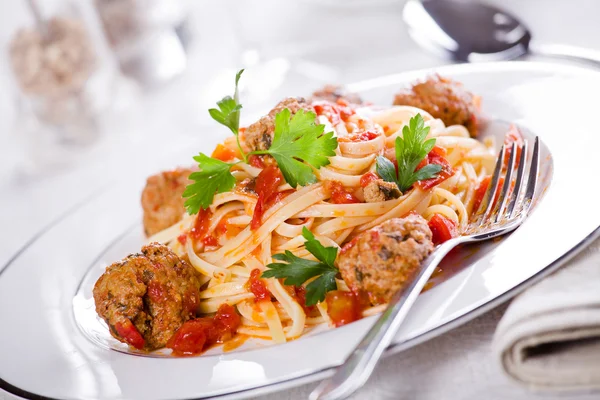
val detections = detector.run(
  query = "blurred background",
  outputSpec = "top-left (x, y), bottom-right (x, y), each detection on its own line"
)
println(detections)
top-left (0, 0), bottom-right (597, 265)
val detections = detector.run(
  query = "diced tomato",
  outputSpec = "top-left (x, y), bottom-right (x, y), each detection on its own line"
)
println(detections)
top-left (167, 304), bottom-right (240, 356)
top-left (503, 125), bottom-right (524, 168)
top-left (202, 235), bottom-right (219, 247)
top-left (251, 165), bottom-right (284, 229)
top-left (326, 291), bottom-right (362, 327)
top-left (177, 234), bottom-right (187, 245)
top-left (324, 180), bottom-right (360, 204)
top-left (114, 319), bottom-right (145, 350)
top-left (213, 304), bottom-right (241, 342)
top-left (313, 101), bottom-right (355, 125)
top-left (190, 208), bottom-right (212, 241)
top-left (336, 98), bottom-right (350, 107)
top-left (211, 144), bottom-right (238, 162)
top-left (472, 176), bottom-right (504, 215)
top-left (284, 285), bottom-right (316, 314)
top-left (360, 171), bottom-right (379, 188)
top-left (248, 154), bottom-right (265, 168)
top-left (417, 146), bottom-right (454, 190)
top-left (247, 268), bottom-right (271, 302)
top-left (338, 130), bottom-right (379, 143)
top-left (428, 214), bottom-right (458, 245)
top-left (472, 176), bottom-right (491, 213)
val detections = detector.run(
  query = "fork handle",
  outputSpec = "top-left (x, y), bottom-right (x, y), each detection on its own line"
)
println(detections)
top-left (310, 239), bottom-right (458, 400)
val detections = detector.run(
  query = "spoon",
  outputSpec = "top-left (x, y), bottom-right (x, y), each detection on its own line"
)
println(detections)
top-left (403, 0), bottom-right (600, 67)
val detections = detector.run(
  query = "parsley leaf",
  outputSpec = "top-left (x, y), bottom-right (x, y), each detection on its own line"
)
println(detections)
top-left (252, 108), bottom-right (338, 188)
top-left (208, 69), bottom-right (246, 162)
top-left (262, 227), bottom-right (339, 305)
top-left (376, 114), bottom-right (442, 192)
top-left (183, 153), bottom-right (237, 214)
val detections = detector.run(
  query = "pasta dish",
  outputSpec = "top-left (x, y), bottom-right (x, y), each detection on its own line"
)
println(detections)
top-left (93, 72), bottom-right (522, 355)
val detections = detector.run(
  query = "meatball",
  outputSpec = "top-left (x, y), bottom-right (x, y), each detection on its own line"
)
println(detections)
top-left (393, 75), bottom-right (480, 137)
top-left (93, 243), bottom-right (201, 350)
top-left (311, 84), bottom-right (363, 105)
top-left (337, 215), bottom-right (434, 305)
top-left (242, 97), bottom-right (315, 152)
top-left (363, 179), bottom-right (402, 203)
top-left (141, 167), bottom-right (194, 236)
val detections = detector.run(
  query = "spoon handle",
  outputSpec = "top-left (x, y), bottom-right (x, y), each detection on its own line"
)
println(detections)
top-left (529, 42), bottom-right (600, 69)
top-left (309, 240), bottom-right (457, 400)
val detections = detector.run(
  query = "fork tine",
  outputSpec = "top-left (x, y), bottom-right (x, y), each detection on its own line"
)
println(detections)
top-left (507, 140), bottom-right (528, 218)
top-left (494, 142), bottom-right (518, 222)
top-left (519, 136), bottom-right (539, 216)
top-left (477, 145), bottom-right (505, 226)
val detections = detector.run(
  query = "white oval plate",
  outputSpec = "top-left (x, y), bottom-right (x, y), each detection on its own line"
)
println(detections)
top-left (1, 61), bottom-right (600, 400)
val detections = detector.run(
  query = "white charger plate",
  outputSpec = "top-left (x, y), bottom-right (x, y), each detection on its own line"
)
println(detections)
top-left (1, 61), bottom-right (600, 400)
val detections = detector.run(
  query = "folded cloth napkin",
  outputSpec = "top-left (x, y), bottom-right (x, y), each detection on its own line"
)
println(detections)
top-left (493, 236), bottom-right (600, 391)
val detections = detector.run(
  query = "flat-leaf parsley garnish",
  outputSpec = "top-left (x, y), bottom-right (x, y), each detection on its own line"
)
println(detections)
top-left (208, 69), bottom-right (247, 163)
top-left (252, 108), bottom-right (338, 188)
top-left (182, 154), bottom-right (237, 214)
top-left (183, 70), bottom-right (339, 214)
top-left (376, 113), bottom-right (441, 192)
top-left (262, 227), bottom-right (338, 306)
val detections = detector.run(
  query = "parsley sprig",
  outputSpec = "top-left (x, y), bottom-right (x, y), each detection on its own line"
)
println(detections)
top-left (183, 70), bottom-right (338, 214)
top-left (376, 114), bottom-right (441, 192)
top-left (208, 70), bottom-right (246, 163)
top-left (182, 154), bottom-right (237, 214)
top-left (252, 109), bottom-right (337, 188)
top-left (262, 227), bottom-right (338, 306)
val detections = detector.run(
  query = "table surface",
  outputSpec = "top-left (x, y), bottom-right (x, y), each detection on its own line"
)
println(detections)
top-left (1, 1), bottom-right (599, 399)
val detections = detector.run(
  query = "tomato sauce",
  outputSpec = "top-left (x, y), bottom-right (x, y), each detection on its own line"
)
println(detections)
top-left (417, 146), bottom-right (454, 190)
top-left (428, 214), bottom-right (458, 245)
top-left (340, 236), bottom-right (359, 255)
top-left (166, 304), bottom-right (241, 356)
top-left (201, 235), bottom-right (219, 247)
top-left (360, 171), bottom-right (378, 188)
top-left (190, 208), bottom-right (212, 241)
top-left (247, 268), bottom-right (270, 302)
top-left (313, 101), bottom-right (355, 125)
top-left (324, 180), bottom-right (360, 204)
top-left (284, 285), bottom-right (316, 314)
top-left (248, 154), bottom-right (265, 168)
top-left (338, 130), bottom-right (379, 143)
top-left (251, 165), bottom-right (284, 230)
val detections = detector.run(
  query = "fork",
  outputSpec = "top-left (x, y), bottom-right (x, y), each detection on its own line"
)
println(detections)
top-left (310, 136), bottom-right (540, 400)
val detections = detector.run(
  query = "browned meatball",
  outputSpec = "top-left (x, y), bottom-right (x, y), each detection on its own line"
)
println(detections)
top-left (311, 84), bottom-right (363, 105)
top-left (93, 243), bottom-right (201, 350)
top-left (393, 75), bottom-right (480, 137)
top-left (242, 97), bottom-right (315, 152)
top-left (141, 167), bottom-right (194, 236)
top-left (363, 179), bottom-right (402, 203)
top-left (337, 215), bottom-right (434, 305)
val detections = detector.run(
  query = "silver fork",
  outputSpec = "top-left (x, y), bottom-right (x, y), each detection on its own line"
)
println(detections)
top-left (310, 136), bottom-right (540, 400)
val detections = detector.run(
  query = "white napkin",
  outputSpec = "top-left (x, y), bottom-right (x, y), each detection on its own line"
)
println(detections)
top-left (493, 235), bottom-right (600, 391)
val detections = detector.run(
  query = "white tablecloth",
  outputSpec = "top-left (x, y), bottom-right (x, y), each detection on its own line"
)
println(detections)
top-left (1, 1), bottom-right (599, 399)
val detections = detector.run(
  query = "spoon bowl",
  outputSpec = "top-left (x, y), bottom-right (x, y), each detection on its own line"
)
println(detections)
top-left (403, 0), bottom-right (600, 67)
top-left (403, 0), bottom-right (531, 62)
